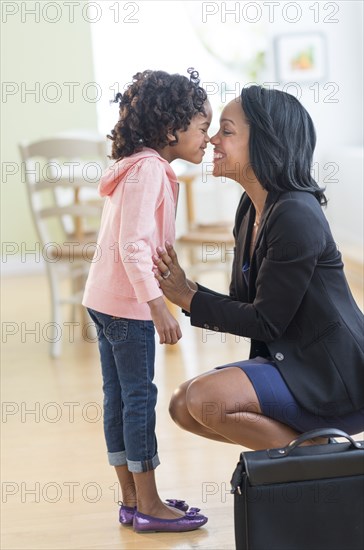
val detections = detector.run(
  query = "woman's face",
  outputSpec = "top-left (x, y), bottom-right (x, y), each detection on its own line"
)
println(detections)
top-left (211, 98), bottom-right (254, 185)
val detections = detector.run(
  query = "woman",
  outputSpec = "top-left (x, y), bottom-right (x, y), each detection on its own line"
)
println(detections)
top-left (153, 86), bottom-right (364, 449)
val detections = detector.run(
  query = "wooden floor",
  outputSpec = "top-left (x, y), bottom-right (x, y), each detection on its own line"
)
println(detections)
top-left (1, 266), bottom-right (363, 550)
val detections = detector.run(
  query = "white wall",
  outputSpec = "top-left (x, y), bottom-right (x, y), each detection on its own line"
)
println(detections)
top-left (261, 1), bottom-right (363, 260)
top-left (1, 3), bottom-right (98, 274)
top-left (90, 0), bottom-right (363, 260)
top-left (2, 1), bottom-right (362, 273)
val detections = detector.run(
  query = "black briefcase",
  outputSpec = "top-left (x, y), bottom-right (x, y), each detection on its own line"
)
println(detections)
top-left (230, 428), bottom-right (364, 550)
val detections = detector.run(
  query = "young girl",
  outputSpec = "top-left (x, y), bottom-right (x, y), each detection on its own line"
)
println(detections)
top-left (82, 69), bottom-right (211, 533)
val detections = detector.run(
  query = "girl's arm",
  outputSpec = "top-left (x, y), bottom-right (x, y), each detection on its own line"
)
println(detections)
top-left (148, 296), bottom-right (182, 345)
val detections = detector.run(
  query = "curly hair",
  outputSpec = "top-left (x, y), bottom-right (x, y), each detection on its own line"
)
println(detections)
top-left (107, 68), bottom-right (207, 160)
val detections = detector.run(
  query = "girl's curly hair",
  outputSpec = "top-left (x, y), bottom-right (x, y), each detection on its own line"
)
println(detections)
top-left (107, 68), bottom-right (207, 160)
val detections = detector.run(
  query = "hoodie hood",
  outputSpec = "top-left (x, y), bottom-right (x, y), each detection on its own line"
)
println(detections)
top-left (98, 148), bottom-right (177, 197)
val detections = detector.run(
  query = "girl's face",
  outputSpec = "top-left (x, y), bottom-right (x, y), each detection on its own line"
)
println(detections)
top-left (210, 98), bottom-right (254, 185)
top-left (171, 100), bottom-right (212, 164)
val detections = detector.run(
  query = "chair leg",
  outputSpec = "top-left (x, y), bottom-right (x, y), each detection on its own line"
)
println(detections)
top-left (71, 271), bottom-right (81, 323)
top-left (50, 301), bottom-right (62, 358)
top-left (48, 269), bottom-right (62, 358)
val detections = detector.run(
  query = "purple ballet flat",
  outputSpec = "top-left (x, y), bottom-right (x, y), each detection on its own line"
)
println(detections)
top-left (118, 499), bottom-right (189, 525)
top-left (119, 503), bottom-right (136, 525)
top-left (133, 507), bottom-right (208, 533)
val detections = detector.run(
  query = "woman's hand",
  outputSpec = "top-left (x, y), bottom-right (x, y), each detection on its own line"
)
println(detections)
top-left (153, 241), bottom-right (196, 311)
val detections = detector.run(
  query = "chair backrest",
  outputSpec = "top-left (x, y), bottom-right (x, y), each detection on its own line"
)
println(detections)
top-left (19, 134), bottom-right (108, 251)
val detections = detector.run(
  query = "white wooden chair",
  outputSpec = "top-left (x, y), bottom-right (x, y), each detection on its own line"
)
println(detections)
top-left (19, 133), bottom-right (108, 357)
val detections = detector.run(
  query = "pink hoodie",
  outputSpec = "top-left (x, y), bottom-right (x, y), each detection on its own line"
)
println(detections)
top-left (82, 148), bottom-right (179, 319)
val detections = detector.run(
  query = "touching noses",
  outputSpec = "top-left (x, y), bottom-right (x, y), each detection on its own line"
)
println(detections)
top-left (210, 132), bottom-right (219, 146)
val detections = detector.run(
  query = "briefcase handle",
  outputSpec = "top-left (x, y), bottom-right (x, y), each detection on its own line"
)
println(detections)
top-left (268, 428), bottom-right (364, 458)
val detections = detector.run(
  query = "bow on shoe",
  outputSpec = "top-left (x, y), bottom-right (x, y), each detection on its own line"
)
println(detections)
top-left (165, 499), bottom-right (187, 508)
top-left (185, 507), bottom-right (201, 517)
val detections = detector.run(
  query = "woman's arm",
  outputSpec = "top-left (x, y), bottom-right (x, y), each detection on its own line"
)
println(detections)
top-left (186, 279), bottom-right (198, 291)
top-left (156, 198), bottom-right (327, 343)
top-left (153, 243), bottom-right (233, 310)
top-left (153, 243), bottom-right (196, 311)
top-left (188, 198), bottom-right (327, 341)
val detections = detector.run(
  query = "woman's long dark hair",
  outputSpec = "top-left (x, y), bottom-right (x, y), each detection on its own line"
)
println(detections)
top-left (241, 86), bottom-right (327, 206)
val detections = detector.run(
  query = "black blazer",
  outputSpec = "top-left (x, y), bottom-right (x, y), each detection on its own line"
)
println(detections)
top-left (189, 191), bottom-right (364, 416)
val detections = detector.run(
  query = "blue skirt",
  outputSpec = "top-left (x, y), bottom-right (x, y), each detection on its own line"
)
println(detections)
top-left (216, 357), bottom-right (364, 435)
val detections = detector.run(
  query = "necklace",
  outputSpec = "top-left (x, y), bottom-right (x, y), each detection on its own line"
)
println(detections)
top-left (253, 219), bottom-right (260, 228)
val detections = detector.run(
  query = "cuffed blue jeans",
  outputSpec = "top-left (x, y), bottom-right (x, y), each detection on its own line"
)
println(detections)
top-left (87, 308), bottom-right (160, 473)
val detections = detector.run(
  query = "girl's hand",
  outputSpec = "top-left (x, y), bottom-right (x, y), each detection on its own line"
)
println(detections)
top-left (148, 296), bottom-right (182, 345)
top-left (153, 241), bottom-right (196, 312)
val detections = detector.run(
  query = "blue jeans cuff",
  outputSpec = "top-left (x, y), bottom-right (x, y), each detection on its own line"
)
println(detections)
top-left (108, 450), bottom-right (127, 467)
top-left (127, 453), bottom-right (160, 473)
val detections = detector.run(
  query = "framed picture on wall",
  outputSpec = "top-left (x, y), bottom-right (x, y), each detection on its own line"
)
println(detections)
top-left (274, 32), bottom-right (328, 83)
